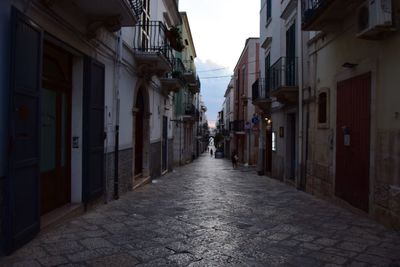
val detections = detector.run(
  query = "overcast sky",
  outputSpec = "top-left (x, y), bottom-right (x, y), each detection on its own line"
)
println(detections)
top-left (179, 0), bottom-right (260, 127)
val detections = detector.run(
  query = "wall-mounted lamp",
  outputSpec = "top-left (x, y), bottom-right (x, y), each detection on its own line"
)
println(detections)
top-left (342, 62), bottom-right (358, 69)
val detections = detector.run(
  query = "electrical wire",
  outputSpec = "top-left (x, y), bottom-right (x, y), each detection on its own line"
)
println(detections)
top-left (196, 59), bottom-right (259, 74)
top-left (197, 67), bottom-right (228, 73)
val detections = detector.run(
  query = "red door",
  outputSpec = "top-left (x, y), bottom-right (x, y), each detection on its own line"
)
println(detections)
top-left (335, 73), bottom-right (371, 212)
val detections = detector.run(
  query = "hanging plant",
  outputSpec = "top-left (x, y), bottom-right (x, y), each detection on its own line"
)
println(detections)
top-left (166, 26), bottom-right (185, 52)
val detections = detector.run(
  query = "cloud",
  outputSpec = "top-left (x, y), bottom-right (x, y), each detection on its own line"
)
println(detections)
top-left (179, 0), bottom-right (260, 125)
top-left (196, 59), bottom-right (232, 124)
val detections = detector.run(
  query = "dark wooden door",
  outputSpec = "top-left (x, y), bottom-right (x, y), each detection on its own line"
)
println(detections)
top-left (83, 57), bottom-right (105, 203)
top-left (335, 73), bottom-right (371, 212)
top-left (135, 90), bottom-right (144, 176)
top-left (286, 23), bottom-right (296, 86)
top-left (162, 116), bottom-right (168, 172)
top-left (5, 8), bottom-right (43, 254)
top-left (288, 114), bottom-right (296, 180)
top-left (40, 42), bottom-right (71, 215)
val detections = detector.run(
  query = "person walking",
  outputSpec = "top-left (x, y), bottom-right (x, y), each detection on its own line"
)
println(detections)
top-left (231, 150), bottom-right (238, 169)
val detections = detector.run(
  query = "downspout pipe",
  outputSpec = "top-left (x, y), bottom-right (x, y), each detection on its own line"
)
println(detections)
top-left (297, 0), bottom-right (304, 190)
top-left (113, 30), bottom-right (122, 200)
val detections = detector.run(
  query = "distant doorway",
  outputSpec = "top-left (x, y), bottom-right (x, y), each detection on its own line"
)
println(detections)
top-left (162, 116), bottom-right (168, 172)
top-left (40, 42), bottom-right (72, 215)
top-left (135, 90), bottom-right (144, 176)
top-left (287, 113), bottom-right (296, 180)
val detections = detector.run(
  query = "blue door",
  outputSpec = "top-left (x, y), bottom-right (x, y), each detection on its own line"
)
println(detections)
top-left (82, 57), bottom-right (105, 203)
top-left (5, 8), bottom-right (43, 254)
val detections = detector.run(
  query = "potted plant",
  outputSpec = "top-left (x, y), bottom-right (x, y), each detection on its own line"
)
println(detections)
top-left (166, 26), bottom-right (185, 52)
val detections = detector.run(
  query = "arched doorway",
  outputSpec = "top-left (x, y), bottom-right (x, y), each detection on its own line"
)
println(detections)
top-left (135, 90), bottom-right (144, 176)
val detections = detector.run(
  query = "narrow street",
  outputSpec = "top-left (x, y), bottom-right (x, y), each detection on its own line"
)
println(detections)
top-left (3, 155), bottom-right (400, 267)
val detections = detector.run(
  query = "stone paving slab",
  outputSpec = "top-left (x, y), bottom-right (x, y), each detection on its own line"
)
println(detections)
top-left (2, 155), bottom-right (400, 266)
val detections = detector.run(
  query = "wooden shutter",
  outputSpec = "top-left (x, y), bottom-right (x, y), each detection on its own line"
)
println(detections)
top-left (5, 8), bottom-right (43, 254)
top-left (83, 57), bottom-right (105, 203)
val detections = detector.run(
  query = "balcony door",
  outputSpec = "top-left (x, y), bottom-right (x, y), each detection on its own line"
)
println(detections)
top-left (286, 23), bottom-right (296, 86)
top-left (135, 90), bottom-right (144, 176)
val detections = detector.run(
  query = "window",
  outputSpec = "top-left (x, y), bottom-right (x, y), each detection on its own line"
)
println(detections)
top-left (236, 69), bottom-right (241, 95)
top-left (267, 0), bottom-right (272, 21)
top-left (140, 0), bottom-right (151, 49)
top-left (317, 88), bottom-right (329, 128)
top-left (265, 53), bottom-right (270, 93)
top-left (318, 92), bottom-right (327, 123)
top-left (241, 66), bottom-right (246, 95)
top-left (272, 131), bottom-right (277, 151)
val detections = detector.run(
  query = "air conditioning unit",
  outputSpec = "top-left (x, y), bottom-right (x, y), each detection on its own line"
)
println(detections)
top-left (356, 0), bottom-right (395, 39)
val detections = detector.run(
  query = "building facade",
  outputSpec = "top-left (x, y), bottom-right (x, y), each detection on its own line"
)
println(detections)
top-left (231, 38), bottom-right (260, 166)
top-left (301, 0), bottom-right (400, 227)
top-left (172, 12), bottom-right (202, 166)
top-left (0, 0), bottom-right (207, 254)
top-left (256, 0), bottom-right (400, 228)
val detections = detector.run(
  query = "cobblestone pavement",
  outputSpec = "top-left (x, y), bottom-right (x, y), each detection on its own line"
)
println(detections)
top-left (2, 154), bottom-right (400, 266)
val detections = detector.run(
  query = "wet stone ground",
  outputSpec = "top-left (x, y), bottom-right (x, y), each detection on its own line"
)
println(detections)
top-left (2, 154), bottom-right (400, 266)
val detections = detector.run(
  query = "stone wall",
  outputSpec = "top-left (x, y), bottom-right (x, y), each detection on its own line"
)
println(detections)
top-left (373, 129), bottom-right (400, 228)
top-left (150, 141), bottom-right (162, 178)
top-left (105, 148), bottom-right (133, 201)
top-left (168, 139), bottom-right (174, 172)
top-left (271, 154), bottom-right (284, 181)
top-left (173, 124), bottom-right (182, 166)
top-left (306, 161), bottom-right (333, 198)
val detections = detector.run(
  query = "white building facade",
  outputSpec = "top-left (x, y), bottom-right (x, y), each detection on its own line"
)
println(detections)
top-left (0, 0), bottom-right (206, 254)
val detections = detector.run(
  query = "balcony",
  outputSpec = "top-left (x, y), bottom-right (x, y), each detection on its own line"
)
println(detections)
top-left (183, 103), bottom-right (196, 121)
top-left (160, 58), bottom-right (186, 94)
top-left (302, 0), bottom-right (364, 31)
top-left (133, 21), bottom-right (174, 77)
top-left (188, 76), bottom-right (201, 94)
top-left (43, 0), bottom-right (143, 35)
top-left (269, 57), bottom-right (298, 104)
top-left (183, 60), bottom-right (197, 84)
top-left (229, 120), bottom-right (245, 134)
top-left (222, 129), bottom-right (230, 137)
top-left (252, 79), bottom-right (272, 113)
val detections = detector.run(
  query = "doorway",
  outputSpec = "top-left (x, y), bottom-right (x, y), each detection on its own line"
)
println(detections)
top-left (40, 42), bottom-right (72, 215)
top-left (335, 73), bottom-right (371, 212)
top-left (287, 113), bottom-right (296, 180)
top-left (162, 116), bottom-right (168, 172)
top-left (135, 90), bottom-right (144, 176)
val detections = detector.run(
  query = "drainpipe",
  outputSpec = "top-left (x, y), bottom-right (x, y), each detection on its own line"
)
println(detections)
top-left (297, 0), bottom-right (304, 190)
top-left (113, 30), bottom-right (122, 200)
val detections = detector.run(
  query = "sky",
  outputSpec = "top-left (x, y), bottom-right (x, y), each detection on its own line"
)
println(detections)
top-left (179, 0), bottom-right (260, 128)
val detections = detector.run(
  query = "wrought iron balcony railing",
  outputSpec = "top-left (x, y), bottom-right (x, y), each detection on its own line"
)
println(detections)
top-left (252, 78), bottom-right (270, 102)
top-left (229, 120), bottom-right (245, 132)
top-left (183, 60), bottom-right (197, 83)
top-left (133, 21), bottom-right (174, 65)
top-left (166, 58), bottom-right (185, 81)
top-left (302, 0), bottom-right (331, 25)
top-left (128, 0), bottom-right (143, 20)
top-left (301, 0), bottom-right (363, 30)
top-left (269, 57), bottom-right (298, 92)
top-left (184, 103), bottom-right (196, 116)
top-left (222, 129), bottom-right (230, 137)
